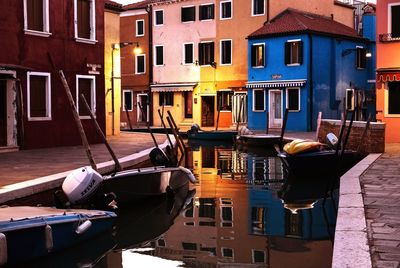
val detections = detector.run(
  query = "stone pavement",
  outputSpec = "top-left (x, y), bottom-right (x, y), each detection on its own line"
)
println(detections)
top-left (360, 143), bottom-right (400, 268)
top-left (0, 132), bottom-right (167, 187)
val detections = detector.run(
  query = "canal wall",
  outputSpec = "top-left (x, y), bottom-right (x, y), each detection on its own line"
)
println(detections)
top-left (317, 119), bottom-right (385, 153)
top-left (0, 137), bottom-right (174, 205)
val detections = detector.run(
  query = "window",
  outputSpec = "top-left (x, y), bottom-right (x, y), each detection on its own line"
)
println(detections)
top-left (356, 47), bottom-right (367, 69)
top-left (155, 46), bottom-right (164, 66)
top-left (286, 88), bottom-right (300, 111)
top-left (388, 82), bottom-right (400, 115)
top-left (123, 90), bottom-right (133, 111)
top-left (252, 250), bottom-right (266, 264)
top-left (390, 4), bottom-right (400, 38)
top-left (345, 88), bottom-right (355, 111)
top-left (217, 91), bottom-right (233, 111)
top-left (24, 0), bottom-right (50, 35)
top-left (159, 92), bottom-right (174, 106)
top-left (199, 42), bottom-right (214, 66)
top-left (199, 4), bottom-right (214, 20)
top-left (183, 43), bottom-right (194, 64)
top-left (181, 6), bottom-right (195, 22)
top-left (74, 0), bottom-right (96, 41)
top-left (220, 40), bottom-right (232, 65)
top-left (251, 43), bottom-right (265, 67)
top-left (154, 10), bottom-right (164, 26)
top-left (76, 75), bottom-right (96, 117)
top-left (285, 40), bottom-right (303, 65)
top-left (253, 89), bottom-right (265, 111)
top-left (136, 20), bottom-right (144, 36)
top-left (220, 0), bottom-right (232, 19)
top-left (252, 0), bottom-right (264, 16)
top-left (221, 248), bottom-right (234, 258)
top-left (27, 72), bottom-right (51, 120)
top-left (135, 54), bottom-right (145, 74)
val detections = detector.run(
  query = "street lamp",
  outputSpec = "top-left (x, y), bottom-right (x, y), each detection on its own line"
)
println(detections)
top-left (110, 41), bottom-right (141, 135)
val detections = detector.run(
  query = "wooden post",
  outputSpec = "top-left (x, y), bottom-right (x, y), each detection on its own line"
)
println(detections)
top-left (166, 110), bottom-right (185, 150)
top-left (341, 109), bottom-right (355, 156)
top-left (357, 114), bottom-right (372, 153)
top-left (139, 102), bottom-right (158, 148)
top-left (80, 94), bottom-right (122, 172)
top-left (236, 97), bottom-right (243, 132)
top-left (336, 109), bottom-right (348, 156)
top-left (166, 115), bottom-right (184, 155)
top-left (215, 96), bottom-right (221, 131)
top-left (58, 70), bottom-right (97, 170)
top-left (124, 104), bottom-right (133, 130)
top-left (158, 109), bottom-right (174, 151)
top-left (315, 112), bottom-right (322, 142)
top-left (279, 109), bottom-right (289, 150)
top-left (265, 111), bottom-right (269, 134)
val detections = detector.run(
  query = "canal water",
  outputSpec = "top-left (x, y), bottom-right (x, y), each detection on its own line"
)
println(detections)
top-left (18, 142), bottom-right (338, 268)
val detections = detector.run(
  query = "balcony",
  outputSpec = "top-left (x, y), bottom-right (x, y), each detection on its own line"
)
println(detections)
top-left (379, 33), bottom-right (400, 43)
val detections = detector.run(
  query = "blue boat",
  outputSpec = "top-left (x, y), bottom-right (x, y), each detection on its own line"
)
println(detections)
top-left (0, 206), bottom-right (116, 266)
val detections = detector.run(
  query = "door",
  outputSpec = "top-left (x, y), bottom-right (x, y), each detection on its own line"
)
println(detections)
top-left (137, 94), bottom-right (148, 122)
top-left (269, 90), bottom-right (282, 128)
top-left (184, 91), bottom-right (193, 119)
top-left (0, 80), bottom-right (7, 146)
top-left (233, 93), bottom-right (247, 124)
top-left (201, 96), bottom-right (215, 127)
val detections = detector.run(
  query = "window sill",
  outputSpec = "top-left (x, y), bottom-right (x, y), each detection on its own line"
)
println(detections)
top-left (251, 13), bottom-right (265, 17)
top-left (252, 66), bottom-right (265, 69)
top-left (24, 29), bottom-right (52, 37)
top-left (384, 113), bottom-right (400, 118)
top-left (75, 38), bottom-right (98, 45)
top-left (200, 19), bottom-right (213, 22)
top-left (28, 117), bottom-right (52, 121)
top-left (182, 21), bottom-right (195, 23)
top-left (220, 17), bottom-right (232, 20)
top-left (286, 63), bottom-right (301, 67)
top-left (154, 24), bottom-right (164, 27)
top-left (287, 109), bottom-right (301, 112)
top-left (79, 115), bottom-right (96, 120)
top-left (136, 34), bottom-right (144, 37)
top-left (252, 110), bottom-right (265, 112)
top-left (220, 63), bottom-right (232, 66)
top-left (219, 110), bottom-right (232, 113)
top-left (135, 72), bottom-right (146, 75)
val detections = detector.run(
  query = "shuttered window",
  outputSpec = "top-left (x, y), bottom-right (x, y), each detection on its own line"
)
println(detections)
top-left (155, 10), bottom-right (164, 25)
top-left (199, 4), bottom-right (214, 20)
top-left (253, 89), bottom-right (265, 111)
top-left (181, 6), bottom-right (195, 22)
top-left (29, 75), bottom-right (47, 118)
top-left (199, 42), bottom-right (214, 66)
top-left (356, 47), bottom-right (367, 69)
top-left (27, 0), bottom-right (44, 31)
top-left (136, 20), bottom-right (144, 36)
top-left (220, 1), bottom-right (232, 19)
top-left (77, 77), bottom-right (93, 116)
top-left (184, 43), bottom-right (194, 64)
top-left (123, 90), bottom-right (133, 111)
top-left (285, 40), bottom-right (303, 65)
top-left (155, 46), bottom-right (164, 66)
top-left (159, 92), bottom-right (174, 106)
top-left (391, 5), bottom-right (400, 38)
top-left (286, 88), bottom-right (300, 111)
top-left (252, 0), bottom-right (264, 15)
top-left (221, 40), bottom-right (232, 65)
top-left (77, 0), bottom-right (91, 39)
top-left (136, 55), bottom-right (146, 74)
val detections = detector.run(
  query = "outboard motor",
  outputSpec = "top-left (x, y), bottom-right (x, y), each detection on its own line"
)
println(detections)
top-left (62, 166), bottom-right (103, 205)
top-left (190, 124), bottom-right (200, 133)
top-left (149, 147), bottom-right (170, 166)
top-left (326, 133), bottom-right (339, 149)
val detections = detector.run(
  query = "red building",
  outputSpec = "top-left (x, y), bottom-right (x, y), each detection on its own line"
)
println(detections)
top-left (0, 0), bottom-right (105, 150)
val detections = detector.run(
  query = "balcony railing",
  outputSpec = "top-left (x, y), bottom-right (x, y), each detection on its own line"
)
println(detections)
top-left (379, 33), bottom-right (400, 43)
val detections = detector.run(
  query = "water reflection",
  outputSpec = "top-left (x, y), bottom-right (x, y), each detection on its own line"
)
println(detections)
top-left (16, 142), bottom-right (337, 268)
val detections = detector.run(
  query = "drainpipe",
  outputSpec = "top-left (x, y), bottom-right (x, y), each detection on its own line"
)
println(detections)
top-left (147, 5), bottom-right (154, 126)
top-left (308, 33), bottom-right (313, 131)
top-left (111, 46), bottom-right (115, 135)
top-left (266, 0), bottom-right (270, 22)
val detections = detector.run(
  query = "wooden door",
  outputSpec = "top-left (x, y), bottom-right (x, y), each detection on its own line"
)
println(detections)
top-left (201, 96), bottom-right (215, 127)
top-left (269, 90), bottom-right (282, 128)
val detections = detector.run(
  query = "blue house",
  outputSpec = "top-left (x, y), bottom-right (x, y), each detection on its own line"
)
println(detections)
top-left (246, 8), bottom-right (376, 131)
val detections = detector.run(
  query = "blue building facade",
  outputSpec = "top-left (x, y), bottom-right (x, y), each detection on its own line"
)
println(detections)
top-left (246, 9), bottom-right (376, 131)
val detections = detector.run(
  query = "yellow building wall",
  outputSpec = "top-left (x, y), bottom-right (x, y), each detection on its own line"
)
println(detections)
top-left (105, 10), bottom-right (121, 136)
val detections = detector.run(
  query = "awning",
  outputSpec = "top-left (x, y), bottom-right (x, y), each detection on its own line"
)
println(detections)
top-left (377, 68), bottom-right (400, 82)
top-left (150, 82), bottom-right (197, 92)
top-left (0, 63), bottom-right (34, 71)
top-left (246, 79), bottom-right (307, 89)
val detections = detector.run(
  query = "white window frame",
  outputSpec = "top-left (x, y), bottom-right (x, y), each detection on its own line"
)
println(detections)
top-left (252, 89), bottom-right (265, 112)
top-left (220, 0), bottom-right (232, 20)
top-left (199, 3), bottom-right (214, 21)
top-left (199, 40), bottom-right (214, 67)
top-left (27, 71), bottom-right (52, 121)
top-left (252, 249), bottom-right (266, 264)
top-left (388, 3), bottom-right (400, 36)
top-left (137, 93), bottom-right (149, 121)
top-left (285, 87), bottom-right (301, 112)
top-left (181, 5), bottom-right (196, 23)
top-left (345, 88), bottom-right (355, 111)
top-left (154, 9), bottom-right (164, 26)
top-left (221, 247), bottom-right (234, 259)
top-left (23, 0), bottom-right (51, 37)
top-left (122, 90), bottom-right (133, 111)
top-left (136, 19), bottom-right (145, 37)
top-left (76, 75), bottom-right (96, 119)
top-left (135, 54), bottom-right (146, 74)
top-left (252, 43), bottom-right (265, 68)
top-left (251, 0), bottom-right (265, 17)
top-left (220, 39), bottom-right (232, 66)
top-left (356, 45), bottom-right (366, 69)
top-left (74, 0), bottom-right (96, 44)
top-left (154, 45), bottom-right (164, 66)
top-left (183, 42), bottom-right (195, 65)
top-left (384, 82), bottom-right (400, 117)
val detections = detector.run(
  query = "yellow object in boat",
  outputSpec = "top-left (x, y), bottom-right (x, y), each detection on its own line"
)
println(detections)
top-left (283, 139), bottom-right (322, 155)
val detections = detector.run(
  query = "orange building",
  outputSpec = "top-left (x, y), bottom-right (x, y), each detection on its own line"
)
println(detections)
top-left (376, 0), bottom-right (400, 143)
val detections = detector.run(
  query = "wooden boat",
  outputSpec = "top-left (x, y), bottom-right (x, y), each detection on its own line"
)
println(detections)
top-left (61, 166), bottom-right (196, 208)
top-left (0, 206), bottom-right (116, 266)
top-left (187, 129), bottom-right (237, 141)
top-left (236, 134), bottom-right (285, 147)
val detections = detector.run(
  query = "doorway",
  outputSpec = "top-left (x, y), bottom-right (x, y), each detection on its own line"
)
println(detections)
top-left (0, 80), bottom-right (6, 146)
top-left (137, 93), bottom-right (148, 122)
top-left (184, 91), bottom-right (193, 119)
top-left (201, 96), bottom-right (215, 127)
top-left (268, 90), bottom-right (282, 128)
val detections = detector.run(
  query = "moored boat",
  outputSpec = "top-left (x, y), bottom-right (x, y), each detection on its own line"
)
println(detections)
top-left (186, 124), bottom-right (237, 141)
top-left (0, 206), bottom-right (116, 266)
top-left (236, 134), bottom-right (285, 147)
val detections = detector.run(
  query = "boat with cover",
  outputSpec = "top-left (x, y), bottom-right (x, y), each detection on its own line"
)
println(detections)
top-left (61, 166), bottom-right (196, 208)
top-left (0, 206), bottom-right (116, 266)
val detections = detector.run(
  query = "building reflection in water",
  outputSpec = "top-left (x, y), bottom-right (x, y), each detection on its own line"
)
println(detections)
top-left (105, 143), bottom-right (336, 267)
